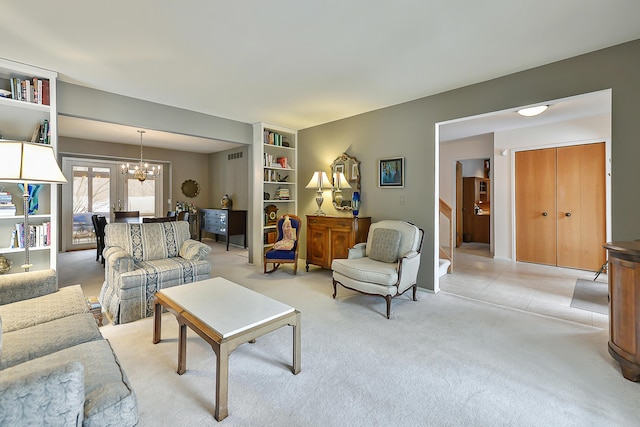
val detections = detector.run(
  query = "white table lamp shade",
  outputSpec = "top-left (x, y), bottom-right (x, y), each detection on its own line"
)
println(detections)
top-left (332, 172), bottom-right (351, 189)
top-left (1, 141), bottom-right (67, 183)
top-left (305, 171), bottom-right (331, 190)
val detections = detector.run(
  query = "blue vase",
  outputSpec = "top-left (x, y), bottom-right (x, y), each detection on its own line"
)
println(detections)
top-left (351, 191), bottom-right (360, 217)
top-left (17, 184), bottom-right (43, 214)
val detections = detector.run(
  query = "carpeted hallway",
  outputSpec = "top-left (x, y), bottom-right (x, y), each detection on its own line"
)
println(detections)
top-left (58, 241), bottom-right (639, 426)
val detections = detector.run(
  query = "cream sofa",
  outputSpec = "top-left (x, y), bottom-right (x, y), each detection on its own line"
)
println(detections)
top-left (100, 221), bottom-right (211, 324)
top-left (0, 269), bottom-right (138, 426)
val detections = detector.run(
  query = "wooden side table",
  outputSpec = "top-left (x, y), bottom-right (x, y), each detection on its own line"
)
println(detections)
top-left (306, 215), bottom-right (371, 270)
top-left (604, 241), bottom-right (640, 381)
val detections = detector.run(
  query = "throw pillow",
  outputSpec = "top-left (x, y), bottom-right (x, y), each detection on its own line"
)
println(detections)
top-left (179, 240), bottom-right (210, 260)
top-left (273, 216), bottom-right (296, 250)
top-left (369, 228), bottom-right (401, 263)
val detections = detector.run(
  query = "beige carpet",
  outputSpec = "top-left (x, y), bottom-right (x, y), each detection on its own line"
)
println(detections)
top-left (91, 248), bottom-right (640, 427)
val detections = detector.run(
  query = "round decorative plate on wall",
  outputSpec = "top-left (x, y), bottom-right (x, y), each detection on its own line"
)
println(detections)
top-left (181, 179), bottom-right (200, 198)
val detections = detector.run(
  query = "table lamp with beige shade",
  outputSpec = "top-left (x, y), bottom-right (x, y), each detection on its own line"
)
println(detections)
top-left (305, 171), bottom-right (331, 216)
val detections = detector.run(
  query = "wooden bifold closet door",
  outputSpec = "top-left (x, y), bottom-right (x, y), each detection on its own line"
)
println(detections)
top-left (515, 143), bottom-right (606, 271)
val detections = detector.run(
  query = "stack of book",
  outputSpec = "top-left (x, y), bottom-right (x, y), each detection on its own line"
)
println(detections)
top-left (274, 188), bottom-right (290, 200)
top-left (0, 192), bottom-right (15, 216)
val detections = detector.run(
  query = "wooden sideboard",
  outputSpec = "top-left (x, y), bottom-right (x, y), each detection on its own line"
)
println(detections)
top-left (306, 215), bottom-right (371, 271)
top-left (604, 241), bottom-right (640, 381)
top-left (199, 209), bottom-right (247, 251)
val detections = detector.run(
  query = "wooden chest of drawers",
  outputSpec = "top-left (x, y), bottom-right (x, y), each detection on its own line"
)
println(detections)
top-left (306, 215), bottom-right (371, 271)
top-left (199, 209), bottom-right (247, 251)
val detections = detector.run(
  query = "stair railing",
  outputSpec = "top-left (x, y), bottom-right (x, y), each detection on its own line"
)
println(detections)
top-left (439, 198), bottom-right (453, 273)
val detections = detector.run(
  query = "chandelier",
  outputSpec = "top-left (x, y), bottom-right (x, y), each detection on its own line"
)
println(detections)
top-left (121, 130), bottom-right (161, 182)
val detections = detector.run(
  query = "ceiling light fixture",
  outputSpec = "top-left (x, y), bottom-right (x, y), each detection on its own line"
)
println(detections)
top-left (517, 105), bottom-right (549, 117)
top-left (121, 130), bottom-right (161, 182)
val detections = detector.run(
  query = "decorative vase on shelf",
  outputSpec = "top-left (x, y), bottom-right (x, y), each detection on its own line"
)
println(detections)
top-left (18, 183), bottom-right (43, 215)
top-left (351, 191), bottom-right (361, 217)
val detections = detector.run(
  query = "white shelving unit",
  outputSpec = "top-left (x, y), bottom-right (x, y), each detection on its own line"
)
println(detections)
top-left (251, 123), bottom-right (297, 265)
top-left (0, 59), bottom-right (58, 274)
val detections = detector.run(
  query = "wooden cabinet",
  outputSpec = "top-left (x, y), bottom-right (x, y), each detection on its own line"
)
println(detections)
top-left (306, 215), bottom-right (371, 270)
top-left (0, 59), bottom-right (58, 274)
top-left (604, 241), bottom-right (640, 381)
top-left (462, 177), bottom-right (490, 244)
top-left (199, 209), bottom-right (247, 251)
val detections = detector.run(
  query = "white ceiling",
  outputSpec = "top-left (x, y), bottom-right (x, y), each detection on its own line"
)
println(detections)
top-left (3, 1), bottom-right (639, 151)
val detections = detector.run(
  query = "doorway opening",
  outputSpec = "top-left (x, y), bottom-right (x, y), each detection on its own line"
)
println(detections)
top-left (435, 89), bottom-right (612, 300)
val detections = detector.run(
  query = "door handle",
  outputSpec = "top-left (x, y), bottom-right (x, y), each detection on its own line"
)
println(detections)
top-left (542, 211), bottom-right (548, 216)
top-left (565, 212), bottom-right (572, 217)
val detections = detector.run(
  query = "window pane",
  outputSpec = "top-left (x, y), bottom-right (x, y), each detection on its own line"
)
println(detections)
top-left (92, 172), bottom-right (110, 215)
top-left (127, 179), bottom-right (156, 215)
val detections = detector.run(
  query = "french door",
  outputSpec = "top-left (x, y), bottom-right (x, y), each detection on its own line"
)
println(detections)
top-left (61, 157), bottom-right (163, 251)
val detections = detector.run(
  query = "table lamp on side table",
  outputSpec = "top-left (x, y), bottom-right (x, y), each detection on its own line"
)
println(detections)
top-left (0, 141), bottom-right (67, 271)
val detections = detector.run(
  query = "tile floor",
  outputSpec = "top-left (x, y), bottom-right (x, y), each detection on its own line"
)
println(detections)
top-left (439, 243), bottom-right (609, 329)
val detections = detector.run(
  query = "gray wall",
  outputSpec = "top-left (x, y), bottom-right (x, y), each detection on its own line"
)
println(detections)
top-left (58, 82), bottom-right (252, 144)
top-left (298, 39), bottom-right (640, 291)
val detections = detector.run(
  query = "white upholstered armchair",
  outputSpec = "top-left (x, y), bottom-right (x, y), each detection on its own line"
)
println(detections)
top-left (331, 220), bottom-right (424, 319)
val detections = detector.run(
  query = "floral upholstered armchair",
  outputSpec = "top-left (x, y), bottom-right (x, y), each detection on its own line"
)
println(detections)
top-left (331, 220), bottom-right (424, 319)
top-left (99, 221), bottom-right (211, 324)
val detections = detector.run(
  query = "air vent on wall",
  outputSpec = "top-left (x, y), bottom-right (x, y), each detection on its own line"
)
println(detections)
top-left (228, 151), bottom-right (243, 160)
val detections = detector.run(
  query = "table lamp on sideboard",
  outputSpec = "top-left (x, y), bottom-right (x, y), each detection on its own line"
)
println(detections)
top-left (305, 171), bottom-right (331, 216)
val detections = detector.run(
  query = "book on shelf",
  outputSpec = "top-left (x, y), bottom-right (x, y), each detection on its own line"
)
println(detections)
top-left (14, 222), bottom-right (51, 248)
top-left (0, 191), bottom-right (13, 203)
top-left (277, 157), bottom-right (288, 168)
top-left (31, 123), bottom-right (42, 142)
top-left (0, 205), bottom-right (16, 216)
top-left (29, 120), bottom-right (50, 144)
top-left (263, 130), bottom-right (289, 146)
top-left (9, 229), bottom-right (16, 248)
top-left (9, 77), bottom-right (50, 105)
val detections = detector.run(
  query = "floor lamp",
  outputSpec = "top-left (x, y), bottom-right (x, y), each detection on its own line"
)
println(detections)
top-left (1, 141), bottom-right (67, 271)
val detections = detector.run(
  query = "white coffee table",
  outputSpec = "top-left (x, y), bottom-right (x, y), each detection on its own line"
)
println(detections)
top-left (153, 277), bottom-right (301, 421)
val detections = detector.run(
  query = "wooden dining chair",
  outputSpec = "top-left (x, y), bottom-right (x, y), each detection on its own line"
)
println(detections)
top-left (114, 211), bottom-right (140, 223)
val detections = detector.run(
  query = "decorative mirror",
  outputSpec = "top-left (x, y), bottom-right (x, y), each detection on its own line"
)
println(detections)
top-left (181, 179), bottom-right (200, 198)
top-left (330, 153), bottom-right (361, 211)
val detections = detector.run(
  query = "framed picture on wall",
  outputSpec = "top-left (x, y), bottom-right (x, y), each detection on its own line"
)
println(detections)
top-left (350, 163), bottom-right (359, 182)
top-left (378, 157), bottom-right (404, 188)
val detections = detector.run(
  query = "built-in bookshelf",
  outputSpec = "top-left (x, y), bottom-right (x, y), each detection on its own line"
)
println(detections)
top-left (0, 59), bottom-right (58, 274)
top-left (251, 123), bottom-right (297, 265)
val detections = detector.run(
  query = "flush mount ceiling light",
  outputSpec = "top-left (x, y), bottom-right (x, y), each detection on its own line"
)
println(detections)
top-left (517, 105), bottom-right (549, 117)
